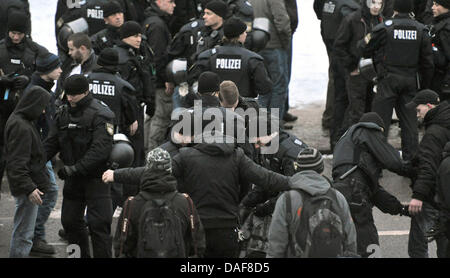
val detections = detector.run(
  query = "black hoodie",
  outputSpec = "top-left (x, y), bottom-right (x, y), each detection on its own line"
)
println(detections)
top-left (4, 85), bottom-right (51, 196)
top-left (413, 101), bottom-right (450, 202)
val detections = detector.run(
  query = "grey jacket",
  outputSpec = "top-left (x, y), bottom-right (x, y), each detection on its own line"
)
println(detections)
top-left (249, 0), bottom-right (291, 50)
top-left (267, 170), bottom-right (357, 258)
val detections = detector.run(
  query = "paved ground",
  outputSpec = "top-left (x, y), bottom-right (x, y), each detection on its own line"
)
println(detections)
top-left (0, 101), bottom-right (439, 258)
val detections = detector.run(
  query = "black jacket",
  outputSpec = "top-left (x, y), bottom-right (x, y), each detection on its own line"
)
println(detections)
top-left (412, 101), bottom-right (450, 202)
top-left (334, 8), bottom-right (383, 73)
top-left (44, 94), bottom-right (115, 178)
top-left (114, 133), bottom-right (291, 229)
top-left (4, 86), bottom-right (51, 196)
top-left (143, 3), bottom-right (172, 88)
top-left (437, 142), bottom-right (450, 216)
top-left (430, 12), bottom-right (450, 95)
top-left (0, 36), bottom-right (48, 77)
top-left (115, 40), bottom-right (155, 107)
top-left (90, 25), bottom-right (121, 55)
top-left (113, 169), bottom-right (206, 258)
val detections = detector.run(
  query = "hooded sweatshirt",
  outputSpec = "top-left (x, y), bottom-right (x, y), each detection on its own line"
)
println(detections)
top-left (4, 85), bottom-right (51, 196)
top-left (267, 170), bottom-right (357, 258)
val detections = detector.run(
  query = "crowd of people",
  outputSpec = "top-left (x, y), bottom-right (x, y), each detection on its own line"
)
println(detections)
top-left (0, 0), bottom-right (449, 259)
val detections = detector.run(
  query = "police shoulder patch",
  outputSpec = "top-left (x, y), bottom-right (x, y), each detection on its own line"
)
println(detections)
top-left (191, 21), bottom-right (198, 28)
top-left (246, 1), bottom-right (252, 6)
top-left (106, 123), bottom-right (114, 136)
top-left (211, 48), bottom-right (217, 54)
top-left (385, 20), bottom-right (393, 26)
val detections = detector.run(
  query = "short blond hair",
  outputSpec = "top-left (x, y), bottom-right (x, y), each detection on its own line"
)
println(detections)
top-left (219, 80), bottom-right (239, 108)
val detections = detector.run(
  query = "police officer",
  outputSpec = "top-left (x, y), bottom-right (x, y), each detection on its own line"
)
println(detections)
top-left (44, 74), bottom-right (115, 258)
top-left (429, 0), bottom-right (450, 100)
top-left (360, 0), bottom-right (434, 161)
top-left (90, 1), bottom-right (125, 54)
top-left (0, 0), bottom-right (30, 41)
top-left (195, 0), bottom-right (227, 57)
top-left (0, 12), bottom-right (48, 78)
top-left (115, 21), bottom-right (156, 166)
top-left (189, 17), bottom-right (272, 100)
top-left (168, 0), bottom-right (201, 36)
top-left (87, 48), bottom-right (138, 135)
top-left (142, 0), bottom-right (177, 151)
top-left (332, 112), bottom-right (411, 257)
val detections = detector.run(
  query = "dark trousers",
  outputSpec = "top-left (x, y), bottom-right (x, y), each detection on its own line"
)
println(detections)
top-left (341, 73), bottom-right (375, 133)
top-left (371, 73), bottom-right (418, 161)
top-left (62, 177), bottom-right (113, 258)
top-left (204, 227), bottom-right (239, 258)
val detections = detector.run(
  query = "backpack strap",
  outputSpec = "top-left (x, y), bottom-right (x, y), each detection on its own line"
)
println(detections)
top-left (119, 196), bottom-right (134, 257)
top-left (182, 193), bottom-right (198, 257)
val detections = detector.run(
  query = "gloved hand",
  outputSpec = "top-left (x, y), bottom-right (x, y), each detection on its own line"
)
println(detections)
top-left (57, 165), bottom-right (78, 180)
top-left (399, 205), bottom-right (410, 217)
top-left (11, 75), bottom-right (29, 90)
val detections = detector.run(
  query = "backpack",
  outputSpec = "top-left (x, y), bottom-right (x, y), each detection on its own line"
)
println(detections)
top-left (240, 212), bottom-right (272, 258)
top-left (136, 192), bottom-right (186, 258)
top-left (285, 188), bottom-right (345, 258)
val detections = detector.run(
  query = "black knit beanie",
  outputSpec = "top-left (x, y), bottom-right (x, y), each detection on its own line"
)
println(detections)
top-left (103, 1), bottom-right (123, 18)
top-left (393, 0), bottom-right (413, 13)
top-left (97, 48), bottom-right (119, 67)
top-left (205, 0), bottom-right (228, 18)
top-left (224, 17), bottom-right (247, 39)
top-left (64, 74), bottom-right (89, 95)
top-left (36, 53), bottom-right (61, 75)
top-left (436, 0), bottom-right (450, 9)
top-left (359, 112), bottom-right (385, 129)
top-left (120, 21), bottom-right (142, 39)
top-left (7, 12), bottom-right (29, 33)
top-left (198, 71), bottom-right (220, 94)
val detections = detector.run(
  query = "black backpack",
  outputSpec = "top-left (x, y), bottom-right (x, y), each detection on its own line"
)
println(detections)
top-left (285, 188), bottom-right (345, 258)
top-left (136, 192), bottom-right (186, 258)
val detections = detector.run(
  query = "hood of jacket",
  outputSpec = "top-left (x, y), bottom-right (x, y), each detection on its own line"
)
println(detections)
top-left (424, 101), bottom-right (450, 129)
top-left (13, 85), bottom-right (50, 121)
top-left (193, 132), bottom-right (236, 157)
top-left (140, 168), bottom-right (178, 194)
top-left (289, 170), bottom-right (331, 196)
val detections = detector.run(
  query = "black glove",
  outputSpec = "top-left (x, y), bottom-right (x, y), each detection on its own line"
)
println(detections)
top-left (57, 165), bottom-right (78, 180)
top-left (11, 75), bottom-right (29, 90)
top-left (399, 205), bottom-right (410, 217)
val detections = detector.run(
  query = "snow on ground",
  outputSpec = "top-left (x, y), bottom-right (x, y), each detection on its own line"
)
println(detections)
top-left (29, 0), bottom-right (329, 109)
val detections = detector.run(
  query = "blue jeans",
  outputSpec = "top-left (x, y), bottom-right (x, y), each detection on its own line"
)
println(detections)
top-left (10, 194), bottom-right (39, 257)
top-left (172, 86), bottom-right (182, 109)
top-left (258, 48), bottom-right (289, 119)
top-left (34, 161), bottom-right (58, 241)
top-left (408, 201), bottom-right (448, 258)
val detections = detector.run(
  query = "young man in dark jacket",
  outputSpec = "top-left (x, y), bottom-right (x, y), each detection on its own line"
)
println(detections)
top-left (429, 0), bottom-right (450, 100)
top-left (113, 147), bottom-right (206, 258)
top-left (332, 112), bottom-right (411, 257)
top-left (27, 53), bottom-right (62, 257)
top-left (405, 89), bottom-right (450, 257)
top-left (4, 86), bottom-right (51, 257)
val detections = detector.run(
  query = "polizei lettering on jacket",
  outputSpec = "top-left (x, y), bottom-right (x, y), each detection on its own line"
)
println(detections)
top-left (215, 55), bottom-right (242, 70)
top-left (87, 7), bottom-right (104, 19)
top-left (393, 29), bottom-right (417, 40)
top-left (89, 80), bottom-right (115, 96)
